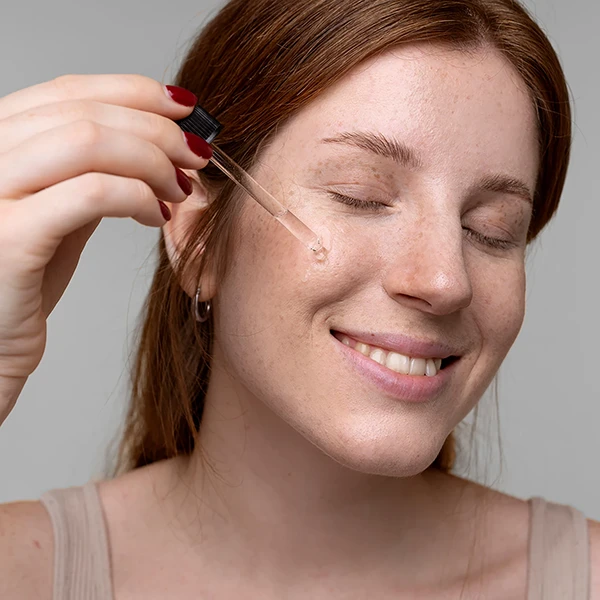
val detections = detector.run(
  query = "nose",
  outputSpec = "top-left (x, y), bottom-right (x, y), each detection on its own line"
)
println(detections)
top-left (382, 214), bottom-right (473, 315)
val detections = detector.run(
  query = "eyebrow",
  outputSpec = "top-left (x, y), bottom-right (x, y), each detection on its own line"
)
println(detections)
top-left (476, 173), bottom-right (534, 206)
top-left (322, 131), bottom-right (424, 170)
top-left (320, 131), bottom-right (534, 206)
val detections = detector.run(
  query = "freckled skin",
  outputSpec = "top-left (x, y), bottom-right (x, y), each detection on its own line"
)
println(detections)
top-left (176, 43), bottom-right (539, 478)
top-left (149, 46), bottom-right (545, 595)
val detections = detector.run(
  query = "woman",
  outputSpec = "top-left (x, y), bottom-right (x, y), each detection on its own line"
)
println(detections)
top-left (0, 0), bottom-right (597, 598)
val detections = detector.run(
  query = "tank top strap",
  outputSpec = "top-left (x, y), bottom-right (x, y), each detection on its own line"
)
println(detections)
top-left (527, 496), bottom-right (590, 600)
top-left (40, 480), bottom-right (113, 600)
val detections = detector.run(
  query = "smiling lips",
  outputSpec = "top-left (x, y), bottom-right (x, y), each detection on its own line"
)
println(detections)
top-left (333, 332), bottom-right (447, 377)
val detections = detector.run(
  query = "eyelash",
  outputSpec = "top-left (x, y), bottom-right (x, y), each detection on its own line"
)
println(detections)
top-left (327, 192), bottom-right (518, 251)
top-left (327, 191), bottom-right (391, 211)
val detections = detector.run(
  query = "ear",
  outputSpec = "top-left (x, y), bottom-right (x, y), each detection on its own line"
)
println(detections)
top-left (162, 169), bottom-right (219, 301)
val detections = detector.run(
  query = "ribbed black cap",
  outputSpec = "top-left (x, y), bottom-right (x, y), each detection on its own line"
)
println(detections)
top-left (175, 105), bottom-right (223, 144)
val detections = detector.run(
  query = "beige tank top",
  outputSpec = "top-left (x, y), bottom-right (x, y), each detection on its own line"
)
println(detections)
top-left (40, 481), bottom-right (591, 599)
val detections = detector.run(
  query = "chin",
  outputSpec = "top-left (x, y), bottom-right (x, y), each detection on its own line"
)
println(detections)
top-left (309, 420), bottom-right (449, 478)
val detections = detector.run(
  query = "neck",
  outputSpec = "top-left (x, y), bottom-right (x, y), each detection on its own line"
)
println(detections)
top-left (165, 371), bottom-right (484, 588)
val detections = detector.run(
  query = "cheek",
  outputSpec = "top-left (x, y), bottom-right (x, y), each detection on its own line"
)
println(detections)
top-left (217, 208), bottom-right (296, 338)
top-left (211, 204), bottom-right (376, 409)
top-left (474, 259), bottom-right (526, 357)
top-left (214, 205), bottom-right (381, 373)
top-left (213, 203), bottom-right (319, 363)
top-left (225, 200), bottom-right (379, 311)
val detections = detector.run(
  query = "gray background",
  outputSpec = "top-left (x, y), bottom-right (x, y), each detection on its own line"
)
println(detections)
top-left (0, 0), bottom-right (598, 519)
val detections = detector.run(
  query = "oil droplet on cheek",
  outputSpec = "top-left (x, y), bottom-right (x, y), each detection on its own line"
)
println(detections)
top-left (301, 225), bottom-right (335, 282)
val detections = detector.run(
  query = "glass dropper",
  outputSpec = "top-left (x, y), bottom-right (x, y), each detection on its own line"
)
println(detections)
top-left (176, 105), bottom-right (325, 258)
top-left (209, 143), bottom-right (325, 256)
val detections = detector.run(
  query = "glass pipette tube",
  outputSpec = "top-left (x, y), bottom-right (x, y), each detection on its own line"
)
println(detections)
top-left (209, 143), bottom-right (325, 257)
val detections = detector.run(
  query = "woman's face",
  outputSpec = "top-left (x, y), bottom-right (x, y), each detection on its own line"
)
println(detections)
top-left (207, 44), bottom-right (539, 476)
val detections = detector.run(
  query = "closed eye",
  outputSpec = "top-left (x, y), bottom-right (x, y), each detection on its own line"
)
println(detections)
top-left (327, 191), bottom-right (391, 211)
top-left (329, 192), bottom-right (518, 251)
top-left (327, 191), bottom-right (518, 250)
top-left (463, 228), bottom-right (517, 251)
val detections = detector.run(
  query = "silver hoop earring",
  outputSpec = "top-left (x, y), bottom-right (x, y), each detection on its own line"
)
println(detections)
top-left (194, 285), bottom-right (212, 323)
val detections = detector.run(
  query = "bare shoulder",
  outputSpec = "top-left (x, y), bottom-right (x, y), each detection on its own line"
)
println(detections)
top-left (0, 499), bottom-right (53, 600)
top-left (588, 518), bottom-right (600, 600)
top-left (464, 481), bottom-right (599, 600)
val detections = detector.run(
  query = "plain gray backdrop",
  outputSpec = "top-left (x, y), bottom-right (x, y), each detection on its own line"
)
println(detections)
top-left (0, 0), bottom-right (598, 519)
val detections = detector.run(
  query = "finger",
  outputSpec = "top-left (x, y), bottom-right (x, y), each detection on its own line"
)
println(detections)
top-left (0, 120), bottom-right (192, 204)
top-left (0, 73), bottom-right (196, 123)
top-left (40, 220), bottom-right (101, 316)
top-left (2, 173), bottom-right (167, 268)
top-left (0, 99), bottom-right (212, 168)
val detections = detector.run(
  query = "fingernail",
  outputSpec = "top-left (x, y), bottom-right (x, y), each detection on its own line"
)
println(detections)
top-left (165, 85), bottom-right (197, 107)
top-left (175, 167), bottom-right (193, 196)
top-left (158, 200), bottom-right (172, 221)
top-left (184, 132), bottom-right (213, 160)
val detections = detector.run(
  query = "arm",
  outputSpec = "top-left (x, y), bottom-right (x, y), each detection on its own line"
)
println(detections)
top-left (0, 501), bottom-right (53, 600)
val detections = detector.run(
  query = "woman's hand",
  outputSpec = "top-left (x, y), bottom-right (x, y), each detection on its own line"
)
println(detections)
top-left (0, 74), bottom-right (210, 424)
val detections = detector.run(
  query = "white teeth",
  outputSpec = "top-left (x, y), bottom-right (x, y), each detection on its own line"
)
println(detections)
top-left (369, 348), bottom-right (387, 365)
top-left (425, 359), bottom-right (437, 377)
top-left (386, 351), bottom-right (410, 375)
top-left (409, 358), bottom-right (427, 376)
top-left (355, 342), bottom-right (370, 356)
top-left (338, 335), bottom-right (446, 377)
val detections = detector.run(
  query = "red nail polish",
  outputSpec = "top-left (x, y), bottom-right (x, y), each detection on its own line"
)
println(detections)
top-left (165, 85), bottom-right (197, 107)
top-left (184, 132), bottom-right (213, 160)
top-left (175, 167), bottom-right (193, 196)
top-left (158, 200), bottom-right (171, 221)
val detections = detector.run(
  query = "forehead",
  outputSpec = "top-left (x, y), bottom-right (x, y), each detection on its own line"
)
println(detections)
top-left (270, 44), bottom-right (539, 182)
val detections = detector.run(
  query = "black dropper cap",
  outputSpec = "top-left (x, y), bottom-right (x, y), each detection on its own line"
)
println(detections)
top-left (175, 105), bottom-right (223, 144)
